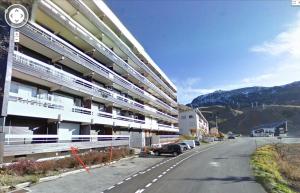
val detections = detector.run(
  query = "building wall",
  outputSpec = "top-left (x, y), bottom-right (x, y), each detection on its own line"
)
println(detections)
top-left (1, 1), bottom-right (179, 154)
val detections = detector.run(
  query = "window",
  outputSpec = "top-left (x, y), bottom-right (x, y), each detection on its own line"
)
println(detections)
top-left (189, 115), bottom-right (194, 119)
top-left (37, 89), bottom-right (48, 100)
top-left (181, 115), bottom-right (186, 119)
top-left (10, 81), bottom-right (19, 93)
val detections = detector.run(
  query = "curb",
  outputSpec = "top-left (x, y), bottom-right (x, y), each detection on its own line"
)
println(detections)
top-left (8, 155), bottom-right (138, 192)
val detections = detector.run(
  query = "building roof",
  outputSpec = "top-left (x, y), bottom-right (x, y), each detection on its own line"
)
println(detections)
top-left (252, 120), bottom-right (287, 131)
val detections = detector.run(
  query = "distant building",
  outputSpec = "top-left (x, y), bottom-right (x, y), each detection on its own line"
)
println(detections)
top-left (210, 127), bottom-right (219, 136)
top-left (251, 121), bottom-right (288, 137)
top-left (179, 105), bottom-right (209, 138)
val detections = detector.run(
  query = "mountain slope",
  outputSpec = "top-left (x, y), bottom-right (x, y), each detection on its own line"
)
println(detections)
top-left (189, 81), bottom-right (300, 108)
top-left (188, 81), bottom-right (300, 136)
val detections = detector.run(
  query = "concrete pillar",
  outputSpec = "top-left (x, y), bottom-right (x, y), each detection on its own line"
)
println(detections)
top-left (0, 117), bottom-right (5, 163)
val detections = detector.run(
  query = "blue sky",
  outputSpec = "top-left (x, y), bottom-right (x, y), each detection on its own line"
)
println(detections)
top-left (106, 0), bottom-right (300, 104)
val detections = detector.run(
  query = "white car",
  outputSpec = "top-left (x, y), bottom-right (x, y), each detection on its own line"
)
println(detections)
top-left (182, 140), bottom-right (196, 149)
top-left (177, 142), bottom-right (191, 151)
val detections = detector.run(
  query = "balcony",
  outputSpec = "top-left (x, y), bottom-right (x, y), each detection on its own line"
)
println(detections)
top-left (157, 124), bottom-right (179, 133)
top-left (7, 92), bottom-right (148, 130)
top-left (19, 22), bottom-right (178, 115)
top-left (37, 0), bottom-right (177, 107)
top-left (12, 51), bottom-right (177, 123)
top-left (68, 0), bottom-right (177, 99)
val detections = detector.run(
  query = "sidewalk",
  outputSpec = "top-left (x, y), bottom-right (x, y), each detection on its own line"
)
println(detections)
top-left (27, 143), bottom-right (217, 193)
top-left (28, 155), bottom-right (165, 193)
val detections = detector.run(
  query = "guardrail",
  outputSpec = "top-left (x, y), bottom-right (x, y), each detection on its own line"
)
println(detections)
top-left (12, 51), bottom-right (176, 122)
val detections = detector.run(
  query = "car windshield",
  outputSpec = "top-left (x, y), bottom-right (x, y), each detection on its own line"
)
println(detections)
top-left (0, 1), bottom-right (299, 193)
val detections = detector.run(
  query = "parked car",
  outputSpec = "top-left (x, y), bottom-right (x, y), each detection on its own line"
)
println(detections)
top-left (182, 140), bottom-right (196, 149)
top-left (228, 135), bottom-right (235, 139)
top-left (194, 140), bottom-right (200, 146)
top-left (153, 144), bottom-right (183, 156)
top-left (177, 142), bottom-right (191, 151)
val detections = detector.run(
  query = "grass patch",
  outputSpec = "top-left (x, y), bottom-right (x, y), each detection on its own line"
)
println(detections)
top-left (251, 145), bottom-right (297, 193)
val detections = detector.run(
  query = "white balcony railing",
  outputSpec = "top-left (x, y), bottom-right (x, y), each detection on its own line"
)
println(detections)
top-left (38, 0), bottom-right (177, 107)
top-left (19, 22), bottom-right (177, 115)
top-left (68, 0), bottom-right (177, 98)
top-left (12, 51), bottom-right (177, 123)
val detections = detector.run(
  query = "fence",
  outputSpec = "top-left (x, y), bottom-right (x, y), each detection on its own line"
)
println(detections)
top-left (4, 134), bottom-right (130, 157)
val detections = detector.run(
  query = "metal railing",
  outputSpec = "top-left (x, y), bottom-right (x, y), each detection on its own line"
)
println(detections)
top-left (19, 22), bottom-right (177, 115)
top-left (5, 134), bottom-right (129, 145)
top-left (8, 92), bottom-right (148, 125)
top-left (38, 0), bottom-right (177, 108)
top-left (69, 0), bottom-right (177, 98)
top-left (13, 51), bottom-right (176, 122)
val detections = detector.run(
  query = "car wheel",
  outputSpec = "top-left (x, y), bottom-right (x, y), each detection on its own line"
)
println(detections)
top-left (173, 152), bottom-right (178, 156)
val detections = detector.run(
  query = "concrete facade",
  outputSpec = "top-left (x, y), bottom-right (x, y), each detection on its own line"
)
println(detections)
top-left (179, 108), bottom-right (209, 138)
top-left (0, 0), bottom-right (179, 160)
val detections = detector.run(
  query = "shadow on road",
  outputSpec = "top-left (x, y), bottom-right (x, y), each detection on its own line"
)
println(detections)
top-left (179, 176), bottom-right (255, 183)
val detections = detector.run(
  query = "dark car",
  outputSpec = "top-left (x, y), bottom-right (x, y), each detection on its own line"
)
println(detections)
top-left (153, 144), bottom-right (183, 156)
top-left (194, 140), bottom-right (200, 146)
top-left (228, 135), bottom-right (235, 139)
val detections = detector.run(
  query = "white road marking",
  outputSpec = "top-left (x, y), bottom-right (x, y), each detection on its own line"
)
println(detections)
top-left (158, 174), bottom-right (163, 178)
top-left (209, 161), bottom-right (220, 167)
top-left (162, 171), bottom-right (167, 174)
top-left (133, 174), bottom-right (138, 177)
top-left (125, 177), bottom-right (131, 181)
top-left (107, 186), bottom-right (115, 190)
top-left (147, 168), bottom-right (151, 172)
top-left (145, 183), bottom-right (152, 188)
top-left (135, 189), bottom-right (145, 193)
top-left (117, 181), bottom-right (123, 185)
top-left (153, 178), bottom-right (158, 182)
top-left (166, 168), bottom-right (170, 171)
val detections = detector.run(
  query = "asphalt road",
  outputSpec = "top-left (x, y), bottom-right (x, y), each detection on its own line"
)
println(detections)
top-left (104, 138), bottom-right (267, 193)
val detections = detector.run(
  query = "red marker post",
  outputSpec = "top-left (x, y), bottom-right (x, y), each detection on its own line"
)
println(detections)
top-left (70, 146), bottom-right (90, 174)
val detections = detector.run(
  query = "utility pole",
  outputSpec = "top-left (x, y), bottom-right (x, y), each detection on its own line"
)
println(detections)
top-left (215, 115), bottom-right (218, 130)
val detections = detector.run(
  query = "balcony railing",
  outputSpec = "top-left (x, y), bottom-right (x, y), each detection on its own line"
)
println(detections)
top-left (38, 0), bottom-right (177, 107)
top-left (19, 22), bottom-right (177, 115)
top-left (12, 52), bottom-right (177, 123)
top-left (68, 0), bottom-right (177, 98)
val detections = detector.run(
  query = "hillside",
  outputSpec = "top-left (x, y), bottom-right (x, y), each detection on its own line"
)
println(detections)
top-left (187, 81), bottom-right (300, 136)
top-left (189, 81), bottom-right (300, 108)
top-left (199, 105), bottom-right (300, 136)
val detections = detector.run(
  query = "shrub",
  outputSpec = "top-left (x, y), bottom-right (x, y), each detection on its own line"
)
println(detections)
top-left (6, 160), bottom-right (37, 176)
top-left (35, 160), bottom-right (56, 174)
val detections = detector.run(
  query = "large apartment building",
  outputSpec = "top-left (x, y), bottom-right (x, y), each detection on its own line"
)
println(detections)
top-left (0, 0), bottom-right (178, 161)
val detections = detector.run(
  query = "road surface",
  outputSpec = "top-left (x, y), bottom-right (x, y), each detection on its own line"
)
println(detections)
top-left (104, 138), bottom-right (266, 193)
top-left (30, 137), bottom-right (275, 193)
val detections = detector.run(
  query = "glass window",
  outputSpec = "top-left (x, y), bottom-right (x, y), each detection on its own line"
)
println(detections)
top-left (181, 115), bottom-right (186, 119)
top-left (189, 115), bottom-right (194, 119)
top-left (10, 81), bottom-right (19, 93)
top-left (98, 104), bottom-right (106, 112)
top-left (74, 98), bottom-right (82, 107)
top-left (37, 89), bottom-right (48, 100)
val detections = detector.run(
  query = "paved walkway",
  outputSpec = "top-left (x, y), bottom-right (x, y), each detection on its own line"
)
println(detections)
top-left (29, 153), bottom-right (166, 193)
